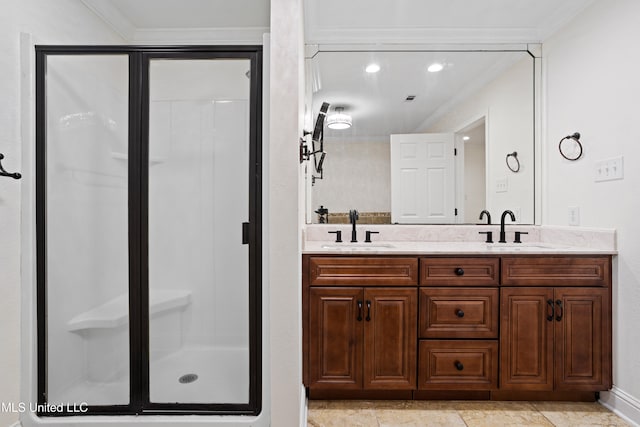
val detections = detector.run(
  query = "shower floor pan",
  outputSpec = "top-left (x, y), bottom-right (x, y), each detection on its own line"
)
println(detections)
top-left (52, 346), bottom-right (249, 406)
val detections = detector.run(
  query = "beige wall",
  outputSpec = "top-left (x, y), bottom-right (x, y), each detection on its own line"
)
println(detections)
top-left (312, 139), bottom-right (390, 216)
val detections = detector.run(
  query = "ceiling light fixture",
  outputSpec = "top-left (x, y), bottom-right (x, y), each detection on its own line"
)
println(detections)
top-left (326, 107), bottom-right (352, 130)
top-left (463, 136), bottom-right (470, 141)
top-left (428, 62), bottom-right (444, 73)
top-left (365, 63), bottom-right (380, 73)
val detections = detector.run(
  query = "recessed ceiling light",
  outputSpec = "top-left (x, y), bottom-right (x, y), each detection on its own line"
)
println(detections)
top-left (365, 63), bottom-right (380, 73)
top-left (428, 63), bottom-right (444, 73)
top-left (463, 136), bottom-right (470, 141)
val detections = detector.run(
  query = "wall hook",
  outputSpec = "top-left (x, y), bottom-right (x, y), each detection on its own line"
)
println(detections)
top-left (0, 153), bottom-right (21, 179)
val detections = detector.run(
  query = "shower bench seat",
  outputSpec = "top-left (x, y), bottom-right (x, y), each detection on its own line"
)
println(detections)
top-left (67, 290), bottom-right (191, 332)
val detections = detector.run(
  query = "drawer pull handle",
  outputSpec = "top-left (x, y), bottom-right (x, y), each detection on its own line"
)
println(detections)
top-left (357, 300), bottom-right (363, 322)
top-left (555, 299), bottom-right (563, 321)
top-left (454, 361), bottom-right (464, 371)
top-left (366, 300), bottom-right (371, 321)
top-left (455, 309), bottom-right (465, 318)
top-left (547, 299), bottom-right (555, 322)
top-left (455, 267), bottom-right (465, 276)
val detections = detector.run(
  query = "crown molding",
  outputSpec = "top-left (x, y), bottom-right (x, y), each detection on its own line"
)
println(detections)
top-left (305, 27), bottom-right (545, 46)
top-left (80, 0), bottom-right (136, 41)
top-left (80, 0), bottom-right (266, 44)
top-left (131, 27), bottom-right (268, 45)
top-left (536, 0), bottom-right (597, 41)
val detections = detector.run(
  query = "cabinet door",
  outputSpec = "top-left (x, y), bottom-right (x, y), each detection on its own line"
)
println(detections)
top-left (308, 287), bottom-right (363, 389)
top-left (555, 288), bottom-right (611, 390)
top-left (500, 287), bottom-right (554, 390)
top-left (363, 288), bottom-right (417, 389)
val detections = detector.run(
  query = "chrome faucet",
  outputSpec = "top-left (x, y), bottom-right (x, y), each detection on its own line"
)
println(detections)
top-left (499, 210), bottom-right (516, 243)
top-left (479, 209), bottom-right (492, 225)
top-left (349, 209), bottom-right (359, 242)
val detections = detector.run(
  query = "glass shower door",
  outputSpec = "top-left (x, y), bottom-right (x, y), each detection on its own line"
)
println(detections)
top-left (147, 58), bottom-right (252, 404)
top-left (38, 46), bottom-right (261, 416)
top-left (43, 54), bottom-right (130, 407)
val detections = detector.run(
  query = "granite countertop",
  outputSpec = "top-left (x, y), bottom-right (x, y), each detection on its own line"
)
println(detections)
top-left (302, 225), bottom-right (617, 255)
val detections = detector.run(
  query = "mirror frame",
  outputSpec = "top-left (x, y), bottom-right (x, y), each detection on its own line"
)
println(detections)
top-left (303, 43), bottom-right (542, 226)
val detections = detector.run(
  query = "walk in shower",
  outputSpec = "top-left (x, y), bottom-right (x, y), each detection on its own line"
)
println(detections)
top-left (35, 46), bottom-right (262, 416)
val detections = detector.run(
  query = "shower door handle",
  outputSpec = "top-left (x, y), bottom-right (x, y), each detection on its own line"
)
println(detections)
top-left (242, 222), bottom-right (250, 244)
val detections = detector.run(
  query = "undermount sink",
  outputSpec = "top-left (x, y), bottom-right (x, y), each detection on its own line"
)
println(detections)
top-left (485, 243), bottom-right (558, 251)
top-left (320, 243), bottom-right (395, 250)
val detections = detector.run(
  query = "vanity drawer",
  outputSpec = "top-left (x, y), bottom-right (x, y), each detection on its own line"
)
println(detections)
top-left (420, 257), bottom-right (499, 286)
top-left (419, 288), bottom-right (498, 338)
top-left (502, 256), bottom-right (611, 287)
top-left (309, 257), bottom-right (418, 286)
top-left (418, 340), bottom-right (498, 390)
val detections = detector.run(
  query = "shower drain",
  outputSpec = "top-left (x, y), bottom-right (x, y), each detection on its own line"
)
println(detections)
top-left (178, 373), bottom-right (199, 384)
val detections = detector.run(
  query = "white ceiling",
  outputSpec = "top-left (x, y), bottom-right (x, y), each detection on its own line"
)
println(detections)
top-left (81, 0), bottom-right (594, 140)
top-left (106, 0), bottom-right (269, 29)
top-left (304, 0), bottom-right (596, 44)
top-left (80, 0), bottom-right (270, 43)
top-left (83, 0), bottom-right (595, 45)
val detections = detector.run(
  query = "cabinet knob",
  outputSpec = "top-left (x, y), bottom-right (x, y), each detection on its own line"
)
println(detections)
top-left (454, 361), bottom-right (464, 371)
top-left (455, 309), bottom-right (465, 318)
top-left (455, 267), bottom-right (465, 276)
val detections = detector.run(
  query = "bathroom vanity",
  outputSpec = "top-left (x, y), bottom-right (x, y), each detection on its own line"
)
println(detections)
top-left (302, 227), bottom-right (614, 401)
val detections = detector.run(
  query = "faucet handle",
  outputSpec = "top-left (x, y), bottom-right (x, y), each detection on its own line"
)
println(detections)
top-left (514, 231), bottom-right (528, 244)
top-left (365, 231), bottom-right (379, 243)
top-left (328, 230), bottom-right (342, 243)
top-left (479, 231), bottom-right (493, 243)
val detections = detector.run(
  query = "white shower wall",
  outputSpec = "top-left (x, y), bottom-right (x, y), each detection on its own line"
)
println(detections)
top-left (148, 98), bottom-right (250, 351)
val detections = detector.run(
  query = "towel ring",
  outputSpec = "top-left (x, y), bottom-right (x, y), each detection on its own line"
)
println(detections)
top-left (559, 132), bottom-right (583, 161)
top-left (506, 152), bottom-right (520, 173)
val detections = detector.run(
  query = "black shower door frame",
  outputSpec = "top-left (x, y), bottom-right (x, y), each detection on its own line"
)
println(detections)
top-left (35, 45), bottom-right (262, 416)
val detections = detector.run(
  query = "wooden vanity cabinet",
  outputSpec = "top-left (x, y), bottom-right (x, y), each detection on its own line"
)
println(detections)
top-left (418, 257), bottom-right (500, 391)
top-left (500, 256), bottom-right (612, 392)
top-left (303, 254), bottom-right (612, 399)
top-left (304, 257), bottom-right (418, 391)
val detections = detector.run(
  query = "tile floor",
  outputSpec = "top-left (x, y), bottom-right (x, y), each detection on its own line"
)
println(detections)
top-left (307, 400), bottom-right (631, 427)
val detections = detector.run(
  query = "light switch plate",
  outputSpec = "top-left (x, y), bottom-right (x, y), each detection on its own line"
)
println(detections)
top-left (594, 156), bottom-right (624, 182)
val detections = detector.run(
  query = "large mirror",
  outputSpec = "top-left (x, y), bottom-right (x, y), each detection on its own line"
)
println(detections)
top-left (305, 49), bottom-right (535, 225)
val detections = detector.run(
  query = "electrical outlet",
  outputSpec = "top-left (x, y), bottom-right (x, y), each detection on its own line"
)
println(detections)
top-left (594, 156), bottom-right (624, 182)
top-left (568, 206), bottom-right (580, 226)
top-left (496, 178), bottom-right (508, 193)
